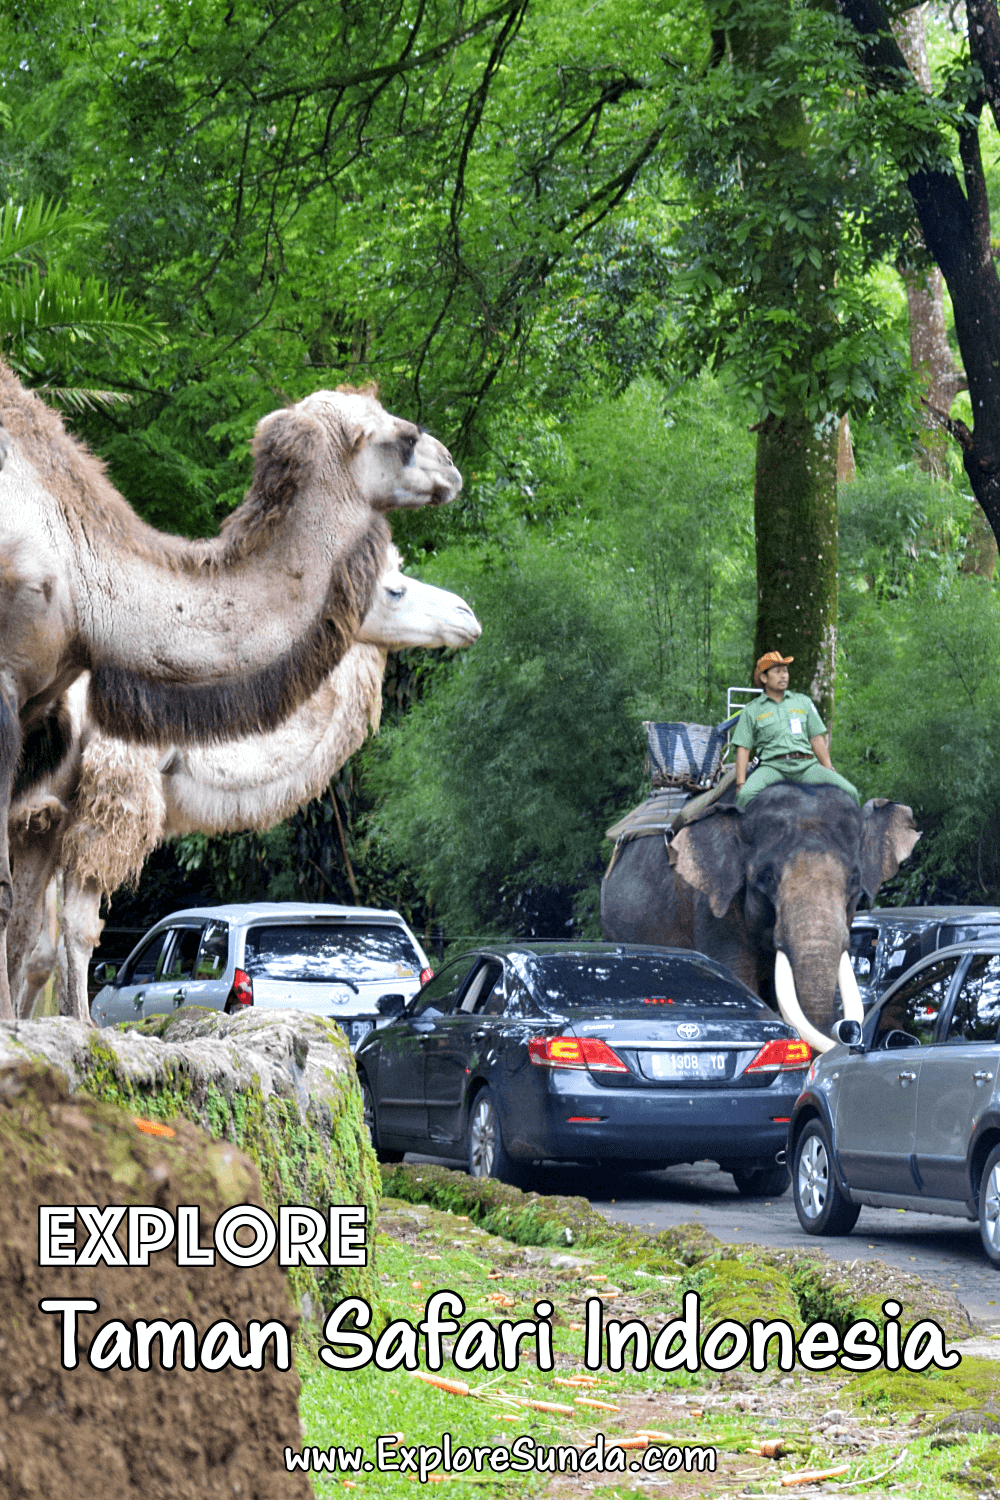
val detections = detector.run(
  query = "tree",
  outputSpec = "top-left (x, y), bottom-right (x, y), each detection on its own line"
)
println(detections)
top-left (838, 0), bottom-right (1000, 553)
top-left (0, 196), bottom-right (159, 408)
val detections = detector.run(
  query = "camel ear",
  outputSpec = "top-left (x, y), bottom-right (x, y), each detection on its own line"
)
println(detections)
top-left (859, 799), bottom-right (921, 899)
top-left (250, 406), bottom-right (323, 515)
top-left (671, 809), bottom-right (745, 919)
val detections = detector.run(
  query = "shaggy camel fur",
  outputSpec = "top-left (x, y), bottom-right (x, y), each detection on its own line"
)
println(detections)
top-left (0, 362), bottom-right (461, 1016)
top-left (12, 550), bottom-right (481, 1021)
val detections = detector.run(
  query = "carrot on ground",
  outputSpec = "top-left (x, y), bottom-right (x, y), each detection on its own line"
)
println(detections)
top-left (409, 1372), bottom-right (470, 1396)
top-left (573, 1398), bottom-right (620, 1411)
top-left (780, 1464), bottom-right (849, 1487)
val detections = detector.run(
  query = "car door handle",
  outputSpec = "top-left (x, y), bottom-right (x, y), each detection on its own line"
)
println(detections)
top-left (973, 1070), bottom-right (994, 1084)
top-left (173, 989), bottom-right (186, 1008)
top-left (133, 991), bottom-right (145, 1010)
top-left (897, 1071), bottom-right (917, 1084)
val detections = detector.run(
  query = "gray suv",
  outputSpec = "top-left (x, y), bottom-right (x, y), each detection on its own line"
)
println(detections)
top-left (849, 906), bottom-right (1000, 1008)
top-left (790, 940), bottom-right (1000, 1265)
top-left (92, 902), bottom-right (432, 1049)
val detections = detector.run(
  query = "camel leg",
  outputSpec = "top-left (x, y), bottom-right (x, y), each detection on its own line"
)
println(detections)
top-left (8, 804), bottom-right (67, 1017)
top-left (58, 870), bottom-right (103, 1024)
top-left (20, 878), bottom-right (59, 1018)
top-left (0, 686), bottom-right (22, 1021)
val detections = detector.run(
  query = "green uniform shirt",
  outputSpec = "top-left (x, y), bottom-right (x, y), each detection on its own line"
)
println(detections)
top-left (731, 691), bottom-right (826, 765)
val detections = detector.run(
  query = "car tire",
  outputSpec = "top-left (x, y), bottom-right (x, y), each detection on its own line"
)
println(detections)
top-left (978, 1144), bottom-right (1000, 1266)
top-left (792, 1118), bottom-right (861, 1235)
top-left (731, 1163), bottom-right (790, 1198)
top-left (467, 1088), bottom-right (528, 1186)
top-left (359, 1074), bottom-right (403, 1165)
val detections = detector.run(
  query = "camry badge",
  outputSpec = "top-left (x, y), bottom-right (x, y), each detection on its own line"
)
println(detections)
top-left (676, 1023), bottom-right (700, 1040)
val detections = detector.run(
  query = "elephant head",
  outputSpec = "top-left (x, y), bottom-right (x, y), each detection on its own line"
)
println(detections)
top-left (669, 784), bottom-right (920, 1052)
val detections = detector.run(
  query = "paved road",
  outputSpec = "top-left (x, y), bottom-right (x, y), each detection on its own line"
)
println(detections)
top-left (409, 1154), bottom-right (1000, 1329)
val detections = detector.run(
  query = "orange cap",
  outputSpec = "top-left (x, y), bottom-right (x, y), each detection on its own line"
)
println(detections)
top-left (754, 651), bottom-right (793, 687)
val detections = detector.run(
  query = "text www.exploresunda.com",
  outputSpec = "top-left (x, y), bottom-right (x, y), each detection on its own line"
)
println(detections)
top-left (284, 1432), bottom-right (717, 1479)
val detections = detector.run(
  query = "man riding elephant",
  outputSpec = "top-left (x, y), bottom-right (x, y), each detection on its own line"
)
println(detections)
top-left (733, 651), bottom-right (860, 810)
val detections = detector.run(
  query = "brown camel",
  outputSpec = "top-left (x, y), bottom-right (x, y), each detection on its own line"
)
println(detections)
top-left (11, 549), bottom-right (482, 1021)
top-left (0, 364), bottom-right (462, 1016)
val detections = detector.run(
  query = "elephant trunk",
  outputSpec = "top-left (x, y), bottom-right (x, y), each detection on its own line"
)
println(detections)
top-left (773, 851), bottom-right (855, 1050)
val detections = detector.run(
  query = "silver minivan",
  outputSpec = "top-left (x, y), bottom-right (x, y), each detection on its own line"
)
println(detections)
top-left (91, 902), bottom-right (433, 1049)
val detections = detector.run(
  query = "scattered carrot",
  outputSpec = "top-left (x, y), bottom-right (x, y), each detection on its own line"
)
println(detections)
top-left (409, 1372), bottom-right (470, 1396)
top-left (759, 1438), bottom-right (789, 1459)
top-left (133, 1118), bottom-right (175, 1138)
top-left (573, 1398), bottom-right (620, 1412)
top-left (523, 1399), bottom-right (576, 1416)
top-left (603, 1437), bottom-right (650, 1451)
top-left (780, 1465), bottom-right (849, 1487)
top-left (635, 1431), bottom-right (676, 1442)
top-left (486, 1293), bottom-right (516, 1307)
top-left (554, 1375), bottom-right (599, 1388)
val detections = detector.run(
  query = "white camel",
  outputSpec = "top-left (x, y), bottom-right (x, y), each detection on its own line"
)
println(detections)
top-left (12, 548), bottom-right (480, 1021)
top-left (0, 363), bottom-right (461, 1015)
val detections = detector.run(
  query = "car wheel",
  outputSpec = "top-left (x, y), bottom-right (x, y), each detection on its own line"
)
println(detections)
top-left (467, 1088), bottom-right (527, 1186)
top-left (358, 1075), bottom-right (403, 1165)
top-left (731, 1163), bottom-right (791, 1198)
top-left (792, 1118), bottom-right (860, 1235)
top-left (978, 1144), bottom-right (1000, 1266)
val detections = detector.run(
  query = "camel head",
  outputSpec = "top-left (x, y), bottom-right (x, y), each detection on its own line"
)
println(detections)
top-left (355, 546), bottom-right (482, 650)
top-left (266, 386), bottom-right (463, 511)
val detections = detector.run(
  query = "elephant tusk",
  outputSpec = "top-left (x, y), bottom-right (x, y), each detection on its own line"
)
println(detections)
top-left (837, 951), bottom-right (865, 1023)
top-left (774, 950), bottom-right (835, 1055)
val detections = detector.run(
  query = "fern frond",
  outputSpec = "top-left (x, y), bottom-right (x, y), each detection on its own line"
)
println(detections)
top-left (0, 197), bottom-right (94, 268)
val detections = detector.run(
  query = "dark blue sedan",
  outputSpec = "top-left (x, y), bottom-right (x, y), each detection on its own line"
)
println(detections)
top-left (355, 942), bottom-right (810, 1195)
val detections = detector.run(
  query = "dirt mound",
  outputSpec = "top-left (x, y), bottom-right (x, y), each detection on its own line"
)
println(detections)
top-left (0, 1060), bottom-right (313, 1499)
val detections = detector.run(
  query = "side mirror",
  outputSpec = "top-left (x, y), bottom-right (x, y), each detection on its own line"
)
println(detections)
top-left (94, 962), bottom-right (118, 986)
top-left (885, 1028), bottom-right (920, 1050)
top-left (833, 1017), bottom-right (862, 1048)
top-left (377, 993), bottom-right (406, 1018)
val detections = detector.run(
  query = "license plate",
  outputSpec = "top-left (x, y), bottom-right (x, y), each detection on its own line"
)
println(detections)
top-left (646, 1050), bottom-right (728, 1080)
top-left (340, 1019), bottom-right (374, 1048)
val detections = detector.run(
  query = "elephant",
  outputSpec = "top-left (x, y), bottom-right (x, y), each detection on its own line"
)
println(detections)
top-left (601, 782), bottom-right (921, 1052)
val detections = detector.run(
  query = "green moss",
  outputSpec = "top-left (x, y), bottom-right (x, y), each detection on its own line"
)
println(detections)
top-left (75, 1016), bottom-right (382, 1323)
top-left (844, 1356), bottom-right (1000, 1416)
top-left (691, 1252), bottom-right (802, 1328)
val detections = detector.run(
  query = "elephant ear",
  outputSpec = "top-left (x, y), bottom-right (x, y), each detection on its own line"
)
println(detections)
top-left (859, 799), bottom-right (921, 899)
top-left (670, 807), bottom-right (745, 919)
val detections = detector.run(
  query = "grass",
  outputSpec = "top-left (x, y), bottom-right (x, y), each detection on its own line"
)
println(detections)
top-left (296, 1195), bottom-right (1000, 1498)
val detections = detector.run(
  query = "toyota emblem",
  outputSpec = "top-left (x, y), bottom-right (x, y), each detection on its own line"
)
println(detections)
top-left (676, 1023), bottom-right (700, 1040)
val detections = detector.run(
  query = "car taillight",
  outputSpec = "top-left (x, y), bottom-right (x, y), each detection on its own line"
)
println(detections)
top-left (528, 1035), bottom-right (629, 1073)
top-left (419, 967), bottom-right (434, 986)
top-left (228, 968), bottom-right (254, 1008)
top-left (745, 1038), bottom-right (811, 1072)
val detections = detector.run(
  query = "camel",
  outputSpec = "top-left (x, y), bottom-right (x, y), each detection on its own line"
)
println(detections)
top-left (11, 548), bottom-right (481, 1021)
top-left (0, 361), bottom-right (462, 1016)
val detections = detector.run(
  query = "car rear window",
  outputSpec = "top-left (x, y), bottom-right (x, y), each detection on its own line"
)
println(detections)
top-left (526, 955), bottom-right (766, 1012)
top-left (243, 923), bottom-right (422, 982)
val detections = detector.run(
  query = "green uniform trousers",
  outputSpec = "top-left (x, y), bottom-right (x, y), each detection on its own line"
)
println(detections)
top-left (736, 757), bottom-right (861, 809)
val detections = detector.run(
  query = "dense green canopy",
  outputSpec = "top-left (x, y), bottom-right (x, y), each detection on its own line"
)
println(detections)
top-left (4, 0), bottom-right (999, 936)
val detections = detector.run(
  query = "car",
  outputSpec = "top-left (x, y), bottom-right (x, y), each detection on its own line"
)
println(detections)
top-left (91, 902), bottom-right (433, 1048)
top-left (790, 938), bottom-right (1000, 1264)
top-left (355, 940), bottom-right (812, 1194)
top-left (849, 906), bottom-right (1000, 1009)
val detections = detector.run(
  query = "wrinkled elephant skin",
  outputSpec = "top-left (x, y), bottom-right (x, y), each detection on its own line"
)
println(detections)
top-left (601, 783), bottom-right (920, 1047)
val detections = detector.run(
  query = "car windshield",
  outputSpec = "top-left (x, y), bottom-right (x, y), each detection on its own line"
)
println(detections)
top-left (243, 923), bottom-right (422, 983)
top-left (526, 954), bottom-right (766, 1012)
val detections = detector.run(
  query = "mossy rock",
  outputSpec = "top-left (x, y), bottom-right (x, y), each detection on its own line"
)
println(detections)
top-left (0, 1010), bottom-right (380, 1322)
top-left (0, 1060), bottom-right (311, 1498)
top-left (843, 1355), bottom-right (1000, 1416)
top-left (693, 1249), bottom-right (802, 1328)
top-left (945, 1438), bottom-right (1000, 1491)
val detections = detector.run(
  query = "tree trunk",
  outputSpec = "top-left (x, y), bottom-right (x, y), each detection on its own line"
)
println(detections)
top-left (754, 411), bottom-right (839, 724)
top-left (840, 0), bottom-right (1000, 554)
top-left (726, 0), bottom-right (842, 725)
